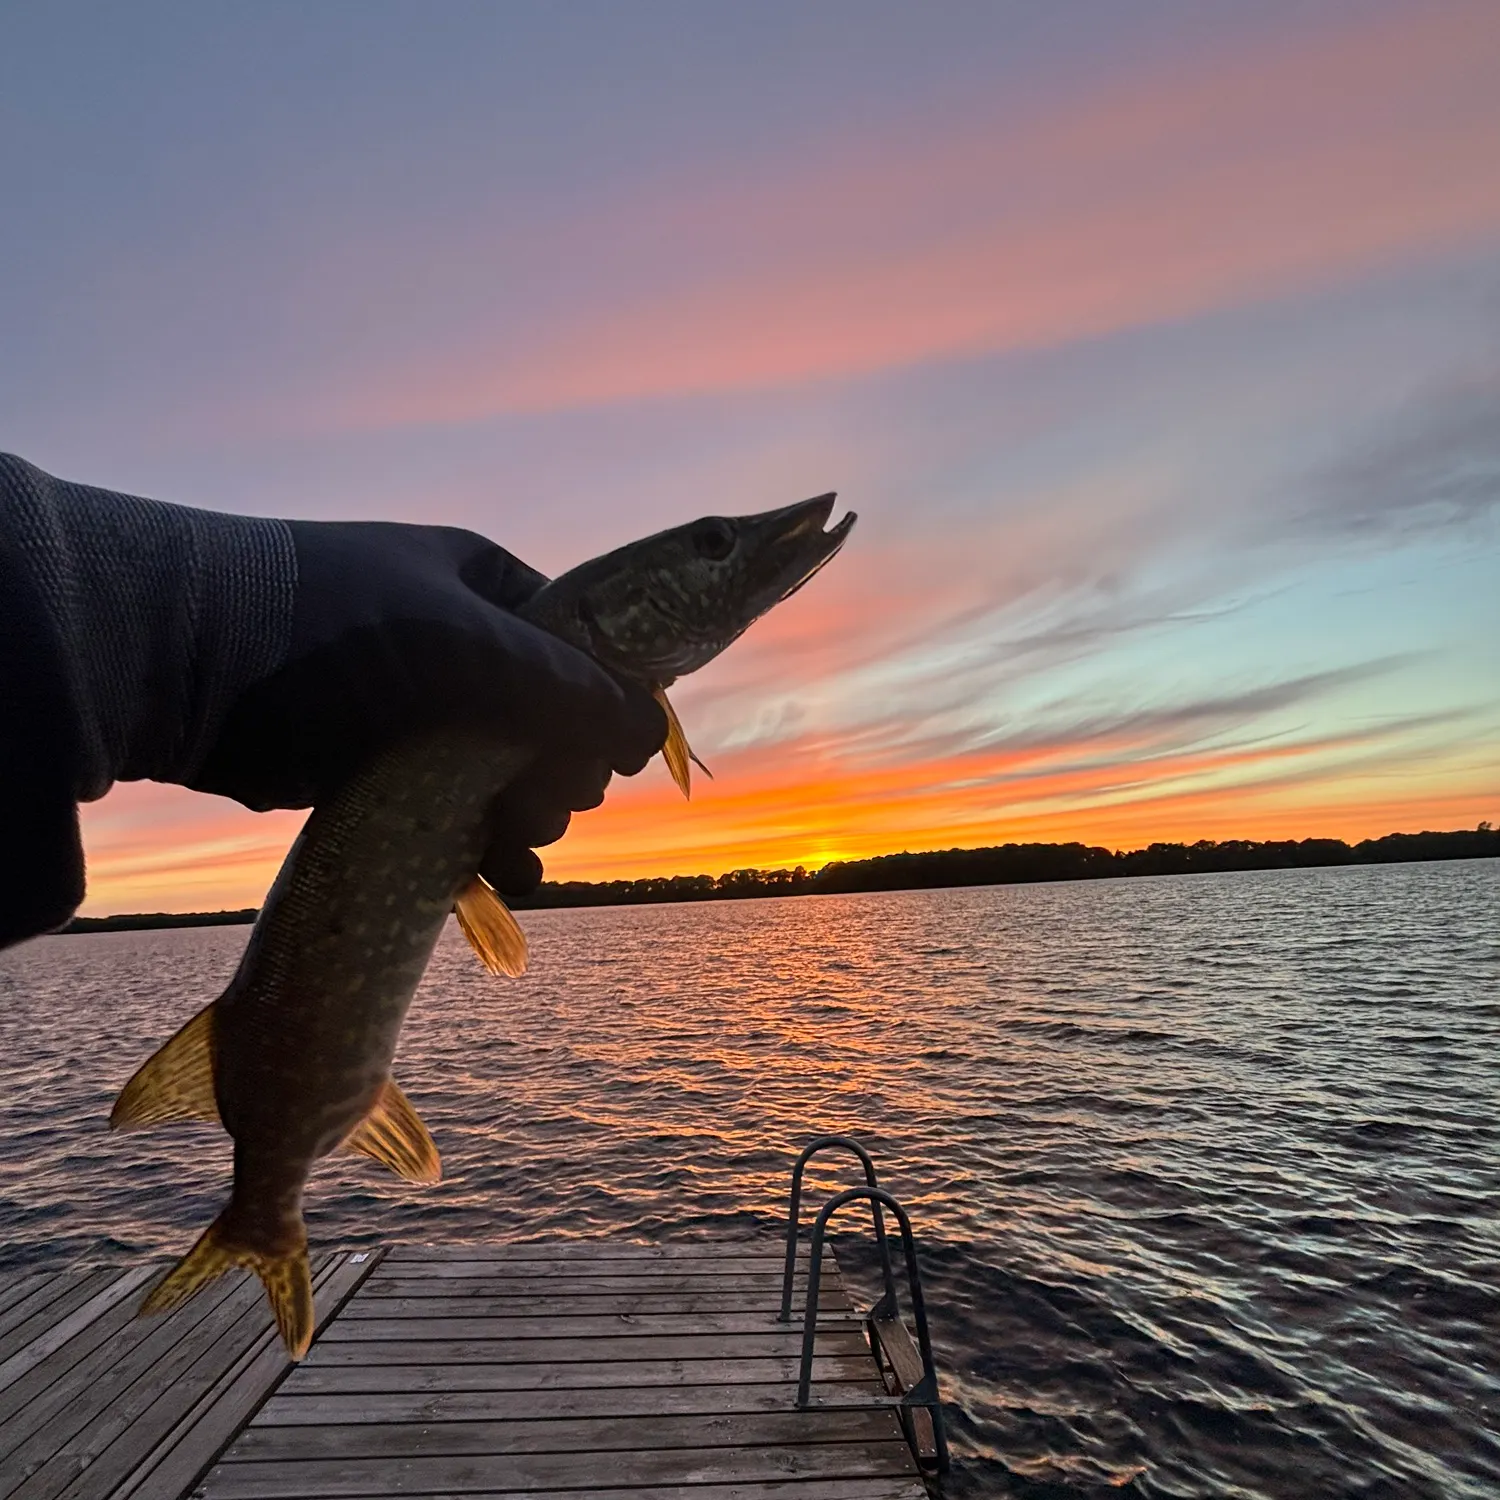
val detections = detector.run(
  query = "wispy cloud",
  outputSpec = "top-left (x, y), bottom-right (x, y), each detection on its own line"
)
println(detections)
top-left (537, 689), bottom-right (1491, 881)
top-left (315, 4), bottom-right (1500, 435)
top-left (75, 656), bottom-right (1489, 912)
top-left (1307, 368), bottom-right (1500, 536)
top-left (22, 2), bottom-right (1492, 454)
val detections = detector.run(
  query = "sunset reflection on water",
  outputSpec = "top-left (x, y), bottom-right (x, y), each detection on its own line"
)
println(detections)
top-left (1, 860), bottom-right (1496, 1498)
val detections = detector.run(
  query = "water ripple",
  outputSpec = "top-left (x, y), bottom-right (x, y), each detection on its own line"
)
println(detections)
top-left (1, 859), bottom-right (1497, 1498)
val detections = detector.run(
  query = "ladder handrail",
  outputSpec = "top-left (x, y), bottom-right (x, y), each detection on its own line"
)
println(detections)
top-left (795, 1182), bottom-right (950, 1474)
top-left (777, 1134), bottom-right (896, 1322)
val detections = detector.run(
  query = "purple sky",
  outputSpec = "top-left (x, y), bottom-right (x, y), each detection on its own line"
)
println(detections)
top-left (3, 1), bottom-right (1496, 910)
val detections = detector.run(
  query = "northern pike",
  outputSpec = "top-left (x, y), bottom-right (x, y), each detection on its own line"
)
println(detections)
top-left (110, 494), bottom-right (855, 1358)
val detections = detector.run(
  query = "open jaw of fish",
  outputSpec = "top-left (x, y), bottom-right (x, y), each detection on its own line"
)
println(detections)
top-left (110, 494), bottom-right (855, 1357)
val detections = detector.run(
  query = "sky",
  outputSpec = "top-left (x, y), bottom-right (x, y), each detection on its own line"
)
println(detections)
top-left (2, 1), bottom-right (1497, 914)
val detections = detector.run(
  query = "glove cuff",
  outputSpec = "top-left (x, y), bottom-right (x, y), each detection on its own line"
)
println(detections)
top-left (0, 454), bottom-right (297, 798)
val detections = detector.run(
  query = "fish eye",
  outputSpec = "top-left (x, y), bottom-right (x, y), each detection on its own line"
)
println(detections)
top-left (692, 520), bottom-right (735, 561)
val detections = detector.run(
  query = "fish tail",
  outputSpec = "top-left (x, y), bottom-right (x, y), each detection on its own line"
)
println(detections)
top-left (142, 1214), bottom-right (315, 1360)
top-left (256, 1250), bottom-right (315, 1359)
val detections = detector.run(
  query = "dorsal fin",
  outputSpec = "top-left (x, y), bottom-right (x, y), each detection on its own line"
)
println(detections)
top-left (110, 1003), bottom-right (219, 1131)
top-left (340, 1078), bottom-right (441, 1183)
top-left (654, 687), bottom-right (712, 800)
top-left (454, 875), bottom-right (528, 976)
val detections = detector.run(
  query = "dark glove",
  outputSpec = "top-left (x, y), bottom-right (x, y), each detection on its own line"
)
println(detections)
top-left (191, 520), bottom-right (666, 896)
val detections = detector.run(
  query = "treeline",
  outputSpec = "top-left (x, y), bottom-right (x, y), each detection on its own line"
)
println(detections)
top-left (61, 825), bottom-right (1497, 931)
top-left (511, 825), bottom-right (1499, 908)
top-left (64, 908), bottom-right (258, 934)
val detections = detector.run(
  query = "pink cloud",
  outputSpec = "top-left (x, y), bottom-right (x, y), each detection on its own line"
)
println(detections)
top-left (322, 3), bottom-right (1500, 432)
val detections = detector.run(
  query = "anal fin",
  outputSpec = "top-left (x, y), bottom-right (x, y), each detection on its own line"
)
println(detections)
top-left (110, 1002), bottom-right (219, 1131)
top-left (340, 1077), bottom-right (441, 1183)
top-left (455, 875), bottom-right (528, 977)
top-left (654, 687), bottom-right (712, 800)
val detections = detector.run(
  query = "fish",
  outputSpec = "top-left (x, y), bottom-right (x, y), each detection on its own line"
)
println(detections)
top-left (110, 492), bottom-right (855, 1358)
top-left (457, 493), bottom-right (856, 973)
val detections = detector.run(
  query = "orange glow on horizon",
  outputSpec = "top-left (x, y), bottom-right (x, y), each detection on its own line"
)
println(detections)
top-left (74, 725), bottom-right (1495, 917)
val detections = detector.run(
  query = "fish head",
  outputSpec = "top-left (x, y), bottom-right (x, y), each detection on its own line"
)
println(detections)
top-left (521, 492), bottom-right (856, 686)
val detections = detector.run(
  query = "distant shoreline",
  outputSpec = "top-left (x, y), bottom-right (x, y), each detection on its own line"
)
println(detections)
top-left (62, 825), bottom-right (1497, 933)
top-left (64, 908), bottom-right (260, 934)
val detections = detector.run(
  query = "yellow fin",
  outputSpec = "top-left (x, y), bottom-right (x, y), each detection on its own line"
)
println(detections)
top-left (454, 875), bottom-right (528, 977)
top-left (340, 1077), bottom-right (441, 1183)
top-left (142, 1213), bottom-right (315, 1360)
top-left (654, 687), bottom-right (712, 800)
top-left (110, 1003), bottom-right (219, 1131)
top-left (258, 1250), bottom-right (316, 1360)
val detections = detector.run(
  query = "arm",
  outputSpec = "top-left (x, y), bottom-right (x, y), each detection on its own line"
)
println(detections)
top-left (0, 466), bottom-right (87, 943)
top-left (0, 454), bottom-right (664, 949)
top-left (1, 453), bottom-right (298, 945)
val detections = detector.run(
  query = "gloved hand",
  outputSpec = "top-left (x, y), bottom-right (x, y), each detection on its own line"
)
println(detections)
top-left (191, 520), bottom-right (667, 897)
top-left (1, 453), bottom-right (668, 948)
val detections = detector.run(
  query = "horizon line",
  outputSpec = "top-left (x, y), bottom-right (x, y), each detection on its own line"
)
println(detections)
top-left (61, 819), bottom-right (1497, 926)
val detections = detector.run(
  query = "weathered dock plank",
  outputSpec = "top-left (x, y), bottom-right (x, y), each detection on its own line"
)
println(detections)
top-left (200, 1240), bottom-right (925, 1500)
top-left (280, 1353), bottom-right (880, 1395)
top-left (7, 1270), bottom-right (272, 1500)
top-left (257, 1381), bottom-right (888, 1425)
top-left (352, 1291), bottom-right (854, 1317)
top-left (383, 1255), bottom-right (809, 1280)
top-left (320, 1311), bottom-right (863, 1341)
top-left (224, 1408), bottom-right (905, 1462)
top-left (104, 1249), bottom-right (379, 1500)
top-left (365, 1270), bottom-right (820, 1297)
top-left (0, 1249), bottom-right (381, 1500)
top-left (384, 1242), bottom-right (797, 1262)
top-left (0, 1269), bottom-right (119, 1350)
top-left (303, 1331), bottom-right (873, 1365)
top-left (202, 1443), bottom-right (920, 1498)
top-left (0, 1273), bottom-right (55, 1321)
top-left (4, 1240), bottom-right (928, 1500)
top-left (0, 1270), bottom-right (251, 1462)
top-left (225, 1487), bottom-right (924, 1500)
top-left (0, 1266), bottom-right (156, 1395)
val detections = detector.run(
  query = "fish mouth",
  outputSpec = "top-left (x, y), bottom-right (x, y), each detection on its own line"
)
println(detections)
top-left (772, 491), bottom-right (838, 541)
top-left (757, 492), bottom-right (857, 603)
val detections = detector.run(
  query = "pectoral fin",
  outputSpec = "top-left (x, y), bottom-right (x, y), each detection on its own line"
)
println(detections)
top-left (654, 687), bottom-right (713, 800)
top-left (454, 875), bottom-right (528, 977)
top-left (340, 1078), bottom-right (441, 1183)
top-left (110, 1002), bottom-right (219, 1131)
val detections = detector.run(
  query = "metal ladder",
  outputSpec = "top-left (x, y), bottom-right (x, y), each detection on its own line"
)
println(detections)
top-left (777, 1135), bottom-right (950, 1476)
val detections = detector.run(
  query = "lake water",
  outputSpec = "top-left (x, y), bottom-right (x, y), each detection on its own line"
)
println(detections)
top-left (1, 859), bottom-right (1497, 1498)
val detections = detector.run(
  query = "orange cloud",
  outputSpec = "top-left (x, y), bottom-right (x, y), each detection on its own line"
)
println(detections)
top-left (327, 3), bottom-right (1500, 431)
top-left (75, 698), bottom-right (1491, 916)
top-left (79, 784), bottom-right (303, 914)
top-left (536, 714), bottom-right (1495, 882)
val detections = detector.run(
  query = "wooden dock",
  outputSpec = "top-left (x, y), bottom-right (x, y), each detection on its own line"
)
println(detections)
top-left (0, 1240), bottom-right (930, 1499)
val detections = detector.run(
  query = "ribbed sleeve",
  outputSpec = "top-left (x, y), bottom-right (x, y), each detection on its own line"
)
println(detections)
top-left (0, 454), bottom-right (297, 799)
top-left (0, 491), bottom-right (84, 946)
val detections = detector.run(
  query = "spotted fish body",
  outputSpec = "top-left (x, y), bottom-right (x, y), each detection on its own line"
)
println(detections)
top-left (111, 730), bottom-right (530, 1351)
top-left (112, 493), bottom-right (856, 1357)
